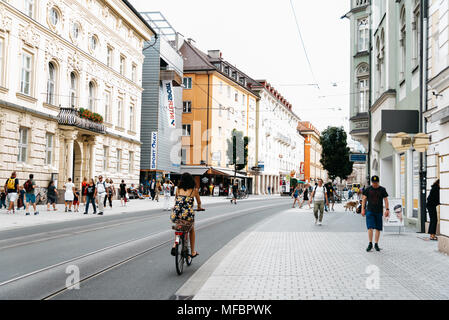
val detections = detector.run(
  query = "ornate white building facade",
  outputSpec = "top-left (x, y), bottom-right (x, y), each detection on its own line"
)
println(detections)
top-left (0, 0), bottom-right (154, 191)
top-left (252, 81), bottom-right (305, 195)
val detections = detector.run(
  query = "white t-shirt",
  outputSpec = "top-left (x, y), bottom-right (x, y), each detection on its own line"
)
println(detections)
top-left (163, 183), bottom-right (172, 196)
top-left (97, 181), bottom-right (106, 194)
top-left (314, 186), bottom-right (326, 201)
top-left (64, 182), bottom-right (75, 201)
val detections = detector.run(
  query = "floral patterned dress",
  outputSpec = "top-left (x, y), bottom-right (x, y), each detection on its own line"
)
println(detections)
top-left (170, 191), bottom-right (195, 223)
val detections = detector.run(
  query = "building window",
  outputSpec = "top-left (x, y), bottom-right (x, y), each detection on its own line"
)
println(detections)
top-left (88, 81), bottom-right (95, 110)
top-left (20, 52), bottom-right (32, 95)
top-left (356, 64), bottom-right (369, 113)
top-left (242, 94), bottom-right (246, 107)
top-left (120, 55), bottom-right (125, 75)
top-left (24, 0), bottom-right (34, 18)
top-left (90, 35), bottom-right (98, 52)
top-left (116, 149), bottom-right (121, 172)
top-left (69, 72), bottom-right (77, 107)
top-left (107, 46), bottom-right (113, 67)
top-left (49, 7), bottom-right (59, 26)
top-left (234, 91), bottom-right (238, 102)
top-left (357, 18), bottom-right (369, 52)
top-left (219, 81), bottom-right (223, 94)
top-left (218, 126), bottom-right (222, 136)
top-left (399, 6), bottom-right (406, 79)
top-left (227, 85), bottom-right (231, 98)
top-left (132, 63), bottom-right (137, 82)
top-left (72, 23), bottom-right (80, 40)
top-left (219, 104), bottom-right (223, 117)
top-left (117, 99), bottom-right (123, 127)
top-left (412, 7), bottom-right (420, 66)
top-left (183, 77), bottom-right (192, 89)
top-left (182, 124), bottom-right (191, 136)
top-left (104, 91), bottom-right (110, 122)
top-left (129, 105), bottom-right (134, 131)
top-left (181, 148), bottom-right (187, 165)
top-left (46, 62), bottom-right (56, 105)
top-left (103, 146), bottom-right (109, 171)
top-left (18, 127), bottom-right (28, 163)
top-left (0, 38), bottom-right (4, 86)
top-left (129, 151), bottom-right (134, 174)
top-left (183, 101), bottom-right (192, 113)
top-left (45, 133), bottom-right (53, 165)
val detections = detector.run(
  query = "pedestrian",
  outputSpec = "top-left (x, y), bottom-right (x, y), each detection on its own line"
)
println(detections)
top-left (18, 186), bottom-right (26, 211)
top-left (96, 175), bottom-right (107, 215)
top-left (426, 179), bottom-right (440, 241)
top-left (103, 178), bottom-right (113, 208)
top-left (155, 180), bottom-right (162, 202)
top-left (292, 184), bottom-right (301, 208)
top-left (150, 178), bottom-right (156, 201)
top-left (361, 176), bottom-right (390, 252)
top-left (231, 181), bottom-right (238, 205)
top-left (326, 182), bottom-right (336, 211)
top-left (108, 179), bottom-right (115, 207)
top-left (163, 179), bottom-right (174, 211)
top-left (299, 184), bottom-right (311, 209)
top-left (311, 179), bottom-right (329, 226)
top-left (0, 188), bottom-right (6, 209)
top-left (63, 178), bottom-right (75, 212)
top-left (119, 180), bottom-right (127, 206)
top-left (81, 177), bottom-right (88, 206)
top-left (73, 188), bottom-right (80, 212)
top-left (4, 171), bottom-right (19, 214)
top-left (46, 180), bottom-right (58, 211)
top-left (24, 173), bottom-right (39, 216)
top-left (84, 178), bottom-right (97, 215)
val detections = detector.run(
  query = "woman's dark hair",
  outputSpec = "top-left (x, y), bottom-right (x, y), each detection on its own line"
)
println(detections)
top-left (47, 180), bottom-right (54, 188)
top-left (178, 173), bottom-right (195, 191)
top-left (433, 179), bottom-right (440, 187)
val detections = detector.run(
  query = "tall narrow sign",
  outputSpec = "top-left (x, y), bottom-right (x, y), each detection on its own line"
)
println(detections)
top-left (162, 80), bottom-right (176, 128)
top-left (150, 132), bottom-right (158, 170)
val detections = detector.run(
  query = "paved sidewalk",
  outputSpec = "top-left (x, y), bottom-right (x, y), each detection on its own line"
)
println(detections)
top-left (193, 204), bottom-right (449, 300)
top-left (0, 194), bottom-right (278, 232)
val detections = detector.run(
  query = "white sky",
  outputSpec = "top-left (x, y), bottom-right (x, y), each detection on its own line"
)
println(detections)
top-left (132, 0), bottom-right (351, 134)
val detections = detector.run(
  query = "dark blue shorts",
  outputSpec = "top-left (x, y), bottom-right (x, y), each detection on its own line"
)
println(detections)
top-left (366, 211), bottom-right (383, 231)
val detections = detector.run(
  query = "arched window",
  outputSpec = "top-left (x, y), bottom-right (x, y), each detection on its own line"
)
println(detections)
top-left (88, 81), bottom-right (96, 111)
top-left (356, 64), bottom-right (369, 113)
top-left (46, 62), bottom-right (56, 105)
top-left (69, 72), bottom-right (77, 107)
top-left (400, 6), bottom-right (406, 78)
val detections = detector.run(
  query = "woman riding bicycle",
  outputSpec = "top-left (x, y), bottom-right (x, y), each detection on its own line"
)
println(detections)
top-left (170, 172), bottom-right (203, 258)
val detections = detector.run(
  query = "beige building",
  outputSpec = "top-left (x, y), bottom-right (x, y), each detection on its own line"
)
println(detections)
top-left (0, 0), bottom-right (154, 192)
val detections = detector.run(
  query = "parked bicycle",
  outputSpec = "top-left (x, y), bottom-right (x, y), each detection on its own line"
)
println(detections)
top-left (236, 190), bottom-right (249, 199)
top-left (35, 188), bottom-right (47, 205)
top-left (172, 208), bottom-right (205, 275)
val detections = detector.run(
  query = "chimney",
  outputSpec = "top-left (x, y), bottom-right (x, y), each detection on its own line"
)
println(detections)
top-left (208, 50), bottom-right (222, 59)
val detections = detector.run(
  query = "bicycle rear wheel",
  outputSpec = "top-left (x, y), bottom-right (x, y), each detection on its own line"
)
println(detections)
top-left (175, 242), bottom-right (184, 275)
top-left (185, 235), bottom-right (192, 266)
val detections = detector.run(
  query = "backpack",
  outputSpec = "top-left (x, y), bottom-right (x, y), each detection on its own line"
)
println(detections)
top-left (24, 180), bottom-right (33, 193)
top-left (7, 178), bottom-right (16, 190)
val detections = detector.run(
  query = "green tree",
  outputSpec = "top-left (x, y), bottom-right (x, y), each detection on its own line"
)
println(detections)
top-left (319, 126), bottom-right (353, 182)
top-left (226, 129), bottom-right (249, 178)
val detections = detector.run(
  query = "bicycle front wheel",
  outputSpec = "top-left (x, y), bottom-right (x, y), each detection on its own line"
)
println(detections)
top-left (175, 242), bottom-right (184, 275)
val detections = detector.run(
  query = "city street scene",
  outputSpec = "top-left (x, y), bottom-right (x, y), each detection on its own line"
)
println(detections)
top-left (0, 0), bottom-right (448, 308)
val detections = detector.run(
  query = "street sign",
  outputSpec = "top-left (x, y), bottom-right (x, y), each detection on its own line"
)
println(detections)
top-left (349, 153), bottom-right (367, 163)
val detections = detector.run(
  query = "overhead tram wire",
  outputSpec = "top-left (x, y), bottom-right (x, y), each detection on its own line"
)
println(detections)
top-left (289, 0), bottom-right (320, 90)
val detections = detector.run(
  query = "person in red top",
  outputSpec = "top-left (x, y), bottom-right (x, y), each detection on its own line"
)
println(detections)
top-left (81, 177), bottom-right (88, 206)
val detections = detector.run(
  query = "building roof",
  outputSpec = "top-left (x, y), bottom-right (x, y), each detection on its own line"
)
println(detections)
top-left (298, 121), bottom-right (321, 137)
top-left (179, 40), bottom-right (260, 96)
top-left (122, 0), bottom-right (157, 36)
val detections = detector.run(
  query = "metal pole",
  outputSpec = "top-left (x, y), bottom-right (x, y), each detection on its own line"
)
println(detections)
top-left (367, 5), bottom-right (373, 186)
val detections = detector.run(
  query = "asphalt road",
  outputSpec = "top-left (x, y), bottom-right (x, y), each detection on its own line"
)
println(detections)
top-left (0, 196), bottom-right (291, 300)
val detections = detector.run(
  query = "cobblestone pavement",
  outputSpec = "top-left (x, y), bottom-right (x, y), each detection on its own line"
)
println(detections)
top-left (193, 205), bottom-right (449, 300)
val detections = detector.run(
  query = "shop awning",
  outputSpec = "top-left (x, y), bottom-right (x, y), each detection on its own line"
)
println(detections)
top-left (180, 166), bottom-right (208, 176)
top-left (212, 167), bottom-right (247, 178)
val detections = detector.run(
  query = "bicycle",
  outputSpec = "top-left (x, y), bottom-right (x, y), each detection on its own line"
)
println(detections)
top-left (172, 208), bottom-right (205, 275)
top-left (35, 188), bottom-right (47, 205)
top-left (236, 190), bottom-right (248, 200)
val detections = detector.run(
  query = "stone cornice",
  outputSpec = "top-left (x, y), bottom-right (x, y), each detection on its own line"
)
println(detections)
top-left (371, 89), bottom-right (396, 113)
top-left (428, 66), bottom-right (449, 92)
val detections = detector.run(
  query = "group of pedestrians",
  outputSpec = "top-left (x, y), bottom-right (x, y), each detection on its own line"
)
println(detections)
top-left (1, 171), bottom-right (40, 215)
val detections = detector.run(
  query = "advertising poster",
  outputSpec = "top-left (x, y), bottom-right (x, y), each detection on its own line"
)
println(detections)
top-left (162, 80), bottom-right (176, 128)
top-left (384, 198), bottom-right (405, 227)
top-left (150, 132), bottom-right (158, 170)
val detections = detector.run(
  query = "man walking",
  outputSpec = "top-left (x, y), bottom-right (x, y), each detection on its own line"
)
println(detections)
top-left (150, 179), bottom-right (156, 201)
top-left (311, 179), bottom-right (328, 226)
top-left (361, 176), bottom-right (389, 252)
top-left (4, 171), bottom-right (19, 214)
top-left (327, 182), bottom-right (336, 211)
top-left (162, 179), bottom-right (174, 211)
top-left (96, 175), bottom-right (107, 215)
top-left (24, 174), bottom-right (39, 216)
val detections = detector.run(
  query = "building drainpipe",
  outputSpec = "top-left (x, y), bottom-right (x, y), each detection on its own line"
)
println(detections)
top-left (367, 5), bottom-right (373, 186)
top-left (419, 0), bottom-right (429, 233)
top-left (206, 72), bottom-right (210, 165)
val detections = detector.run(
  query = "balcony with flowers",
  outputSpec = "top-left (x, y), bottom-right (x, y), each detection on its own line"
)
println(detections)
top-left (58, 107), bottom-right (106, 134)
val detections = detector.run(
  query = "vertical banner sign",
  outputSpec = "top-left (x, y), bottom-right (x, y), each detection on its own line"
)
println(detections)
top-left (400, 154), bottom-right (405, 207)
top-left (150, 132), bottom-right (158, 170)
top-left (163, 80), bottom-right (176, 128)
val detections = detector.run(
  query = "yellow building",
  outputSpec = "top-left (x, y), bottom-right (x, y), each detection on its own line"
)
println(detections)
top-left (179, 40), bottom-right (259, 191)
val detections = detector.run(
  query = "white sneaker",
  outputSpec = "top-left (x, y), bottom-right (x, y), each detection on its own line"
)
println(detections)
top-left (318, 221), bottom-right (322, 226)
